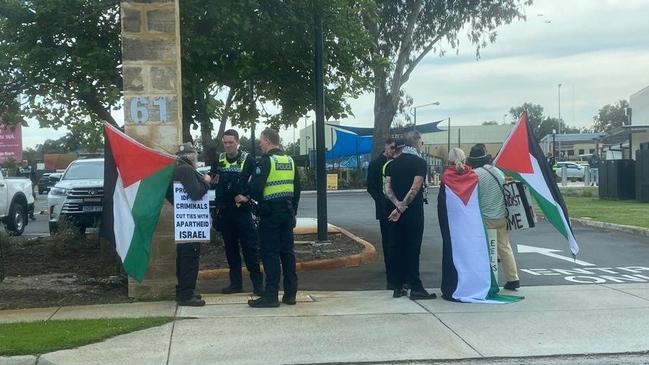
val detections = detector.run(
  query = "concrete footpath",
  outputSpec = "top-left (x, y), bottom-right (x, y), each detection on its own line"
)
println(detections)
top-left (3, 284), bottom-right (649, 364)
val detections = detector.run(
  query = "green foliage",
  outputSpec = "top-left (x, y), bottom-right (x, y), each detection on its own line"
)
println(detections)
top-left (0, 156), bottom-right (18, 176)
top-left (564, 196), bottom-right (649, 229)
top-left (366, 0), bottom-right (533, 156)
top-left (0, 317), bottom-right (173, 356)
top-left (593, 99), bottom-right (629, 133)
top-left (0, 0), bottom-right (121, 145)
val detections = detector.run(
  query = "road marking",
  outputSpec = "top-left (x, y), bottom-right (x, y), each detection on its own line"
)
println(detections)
top-left (517, 244), bottom-right (595, 266)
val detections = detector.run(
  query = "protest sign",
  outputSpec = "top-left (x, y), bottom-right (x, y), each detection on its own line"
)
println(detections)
top-left (173, 182), bottom-right (211, 242)
top-left (504, 181), bottom-right (536, 231)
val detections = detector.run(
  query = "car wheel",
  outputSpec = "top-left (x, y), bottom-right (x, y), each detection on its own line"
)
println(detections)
top-left (6, 202), bottom-right (27, 236)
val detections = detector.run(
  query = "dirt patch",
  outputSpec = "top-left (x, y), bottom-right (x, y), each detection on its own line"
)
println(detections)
top-left (0, 233), bottom-right (129, 310)
top-left (0, 229), bottom-right (364, 310)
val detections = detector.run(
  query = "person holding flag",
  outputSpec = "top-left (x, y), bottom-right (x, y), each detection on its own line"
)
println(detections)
top-left (166, 143), bottom-right (211, 306)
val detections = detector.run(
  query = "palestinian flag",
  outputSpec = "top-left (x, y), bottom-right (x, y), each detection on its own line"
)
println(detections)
top-left (494, 111), bottom-right (579, 255)
top-left (101, 123), bottom-right (177, 282)
top-left (438, 167), bottom-right (522, 304)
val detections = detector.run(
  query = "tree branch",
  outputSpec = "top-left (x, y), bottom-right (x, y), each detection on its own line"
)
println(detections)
top-left (400, 28), bottom-right (447, 85)
top-left (389, 0), bottom-right (424, 106)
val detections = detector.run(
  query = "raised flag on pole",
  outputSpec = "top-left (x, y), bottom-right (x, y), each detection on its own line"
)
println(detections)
top-left (101, 123), bottom-right (177, 282)
top-left (494, 111), bottom-right (579, 255)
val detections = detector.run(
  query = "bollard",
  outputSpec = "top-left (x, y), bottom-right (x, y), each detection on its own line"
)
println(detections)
top-left (584, 165), bottom-right (590, 186)
top-left (561, 165), bottom-right (568, 186)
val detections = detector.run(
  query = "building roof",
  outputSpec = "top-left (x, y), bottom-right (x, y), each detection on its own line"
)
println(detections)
top-left (539, 132), bottom-right (606, 143)
top-left (422, 124), bottom-right (513, 145)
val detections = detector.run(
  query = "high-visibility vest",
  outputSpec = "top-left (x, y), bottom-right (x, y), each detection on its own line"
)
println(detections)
top-left (218, 152), bottom-right (248, 173)
top-left (263, 154), bottom-right (295, 201)
top-left (381, 159), bottom-right (393, 194)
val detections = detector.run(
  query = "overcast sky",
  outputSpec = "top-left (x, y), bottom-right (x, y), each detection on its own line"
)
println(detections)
top-left (21, 0), bottom-right (649, 148)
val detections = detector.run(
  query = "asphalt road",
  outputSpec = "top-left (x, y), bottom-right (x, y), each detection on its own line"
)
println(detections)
top-left (295, 190), bottom-right (649, 291)
top-left (23, 191), bottom-right (649, 291)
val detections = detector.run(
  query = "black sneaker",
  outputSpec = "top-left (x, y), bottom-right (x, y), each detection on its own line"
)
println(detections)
top-left (393, 288), bottom-right (408, 298)
top-left (178, 297), bottom-right (206, 307)
top-left (221, 285), bottom-right (243, 294)
top-left (248, 297), bottom-right (280, 308)
top-left (504, 280), bottom-right (520, 290)
top-left (409, 289), bottom-right (437, 300)
top-left (282, 293), bottom-right (297, 305)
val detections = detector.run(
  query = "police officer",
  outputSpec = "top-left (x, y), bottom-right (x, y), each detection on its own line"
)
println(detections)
top-left (248, 128), bottom-right (301, 308)
top-left (384, 131), bottom-right (436, 300)
top-left (167, 143), bottom-right (210, 307)
top-left (211, 129), bottom-right (263, 296)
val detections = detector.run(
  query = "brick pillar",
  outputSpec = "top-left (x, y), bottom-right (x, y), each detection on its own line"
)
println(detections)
top-left (120, 0), bottom-right (183, 299)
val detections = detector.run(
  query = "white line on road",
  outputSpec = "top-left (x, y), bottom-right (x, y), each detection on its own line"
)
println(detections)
top-left (517, 244), bottom-right (595, 266)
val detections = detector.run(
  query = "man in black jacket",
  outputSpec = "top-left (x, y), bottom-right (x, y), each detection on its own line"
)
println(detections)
top-left (366, 137), bottom-right (396, 289)
top-left (211, 129), bottom-right (263, 296)
top-left (167, 143), bottom-right (211, 307)
top-left (248, 128), bottom-right (301, 308)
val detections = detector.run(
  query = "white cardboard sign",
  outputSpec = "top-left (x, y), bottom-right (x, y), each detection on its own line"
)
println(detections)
top-left (173, 182), bottom-right (210, 242)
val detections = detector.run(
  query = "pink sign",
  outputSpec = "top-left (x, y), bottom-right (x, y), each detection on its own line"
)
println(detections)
top-left (0, 123), bottom-right (22, 163)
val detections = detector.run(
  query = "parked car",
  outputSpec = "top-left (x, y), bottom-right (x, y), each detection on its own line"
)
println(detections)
top-left (48, 159), bottom-right (104, 235)
top-left (553, 162), bottom-right (585, 181)
top-left (0, 169), bottom-right (35, 235)
top-left (37, 173), bottom-right (53, 194)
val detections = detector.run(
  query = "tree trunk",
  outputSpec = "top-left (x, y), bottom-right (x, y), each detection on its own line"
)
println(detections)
top-left (214, 88), bottom-right (235, 145)
top-left (371, 93), bottom-right (397, 159)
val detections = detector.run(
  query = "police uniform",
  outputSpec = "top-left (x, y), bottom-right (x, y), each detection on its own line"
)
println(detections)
top-left (248, 148), bottom-right (301, 307)
top-left (211, 151), bottom-right (263, 294)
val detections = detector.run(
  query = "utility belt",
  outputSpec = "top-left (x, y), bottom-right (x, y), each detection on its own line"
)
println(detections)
top-left (258, 199), bottom-right (295, 217)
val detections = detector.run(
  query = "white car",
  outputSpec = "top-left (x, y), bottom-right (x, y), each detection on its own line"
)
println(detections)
top-left (48, 158), bottom-right (104, 235)
top-left (553, 162), bottom-right (585, 181)
top-left (0, 169), bottom-right (35, 235)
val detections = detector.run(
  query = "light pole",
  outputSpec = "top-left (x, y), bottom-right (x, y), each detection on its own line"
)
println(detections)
top-left (558, 83), bottom-right (562, 158)
top-left (412, 101), bottom-right (440, 126)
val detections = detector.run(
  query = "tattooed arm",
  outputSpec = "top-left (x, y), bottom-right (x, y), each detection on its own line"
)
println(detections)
top-left (401, 176), bottom-right (424, 208)
top-left (383, 176), bottom-right (401, 208)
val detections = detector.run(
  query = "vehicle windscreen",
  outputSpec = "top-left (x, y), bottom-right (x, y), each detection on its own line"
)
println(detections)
top-left (62, 162), bottom-right (104, 180)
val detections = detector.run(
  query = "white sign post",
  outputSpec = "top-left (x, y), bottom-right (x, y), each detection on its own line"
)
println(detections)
top-left (173, 182), bottom-right (211, 242)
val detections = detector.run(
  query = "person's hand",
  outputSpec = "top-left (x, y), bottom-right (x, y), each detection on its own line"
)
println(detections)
top-left (235, 194), bottom-right (249, 203)
top-left (396, 202), bottom-right (408, 213)
top-left (202, 174), bottom-right (211, 184)
top-left (388, 208), bottom-right (401, 222)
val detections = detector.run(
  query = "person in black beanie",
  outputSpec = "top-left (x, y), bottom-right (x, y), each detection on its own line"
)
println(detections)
top-left (467, 144), bottom-right (520, 291)
top-left (166, 142), bottom-right (211, 306)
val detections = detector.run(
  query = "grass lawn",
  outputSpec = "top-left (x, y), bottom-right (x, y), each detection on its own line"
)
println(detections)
top-left (0, 317), bottom-right (173, 356)
top-left (563, 196), bottom-right (649, 229)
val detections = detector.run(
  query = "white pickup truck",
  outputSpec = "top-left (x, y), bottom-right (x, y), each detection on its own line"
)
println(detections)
top-left (0, 169), bottom-right (35, 235)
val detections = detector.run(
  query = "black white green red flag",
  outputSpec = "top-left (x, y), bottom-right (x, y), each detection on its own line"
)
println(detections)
top-left (438, 167), bottom-right (522, 304)
top-left (494, 111), bottom-right (579, 255)
top-left (101, 123), bottom-right (177, 282)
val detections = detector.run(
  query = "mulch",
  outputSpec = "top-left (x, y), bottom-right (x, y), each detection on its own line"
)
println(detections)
top-left (0, 230), bottom-right (363, 310)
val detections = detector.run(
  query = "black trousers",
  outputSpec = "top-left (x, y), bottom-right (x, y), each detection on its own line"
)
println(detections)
top-left (378, 218), bottom-right (394, 288)
top-left (176, 242), bottom-right (201, 301)
top-left (258, 207), bottom-right (297, 298)
top-left (387, 206), bottom-right (425, 290)
top-left (219, 206), bottom-right (263, 289)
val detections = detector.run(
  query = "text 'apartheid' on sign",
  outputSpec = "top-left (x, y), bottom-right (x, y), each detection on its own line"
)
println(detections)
top-left (173, 182), bottom-right (211, 242)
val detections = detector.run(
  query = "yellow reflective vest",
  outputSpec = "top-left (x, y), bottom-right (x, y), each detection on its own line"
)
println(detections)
top-left (263, 154), bottom-right (295, 201)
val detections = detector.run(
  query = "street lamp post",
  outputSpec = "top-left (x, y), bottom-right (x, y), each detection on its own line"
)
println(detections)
top-left (412, 101), bottom-right (440, 126)
top-left (558, 83), bottom-right (562, 158)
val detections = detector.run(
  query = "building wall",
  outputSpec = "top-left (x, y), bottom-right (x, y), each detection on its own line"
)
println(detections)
top-left (299, 120), bottom-right (338, 155)
top-left (422, 124), bottom-right (513, 162)
top-left (630, 85), bottom-right (649, 155)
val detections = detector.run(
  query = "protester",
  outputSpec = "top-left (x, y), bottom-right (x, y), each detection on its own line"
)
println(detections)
top-left (211, 129), bottom-right (263, 296)
top-left (167, 142), bottom-right (211, 307)
top-left (589, 153), bottom-right (600, 186)
top-left (248, 128), bottom-right (301, 308)
top-left (384, 131), bottom-right (436, 300)
top-left (467, 144), bottom-right (519, 291)
top-left (366, 137), bottom-right (396, 289)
